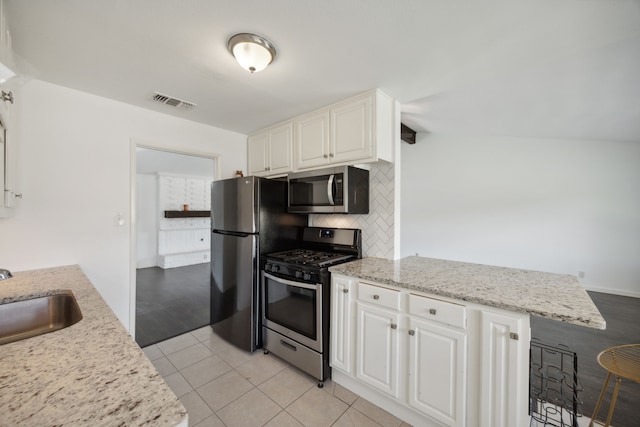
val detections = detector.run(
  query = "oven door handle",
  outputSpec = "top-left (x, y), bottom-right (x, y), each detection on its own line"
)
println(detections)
top-left (263, 272), bottom-right (319, 290)
top-left (327, 174), bottom-right (335, 206)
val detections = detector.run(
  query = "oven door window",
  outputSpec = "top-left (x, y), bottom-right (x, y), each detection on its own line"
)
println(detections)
top-left (264, 274), bottom-right (317, 340)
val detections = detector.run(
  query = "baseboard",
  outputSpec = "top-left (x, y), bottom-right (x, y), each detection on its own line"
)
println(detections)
top-left (136, 258), bottom-right (157, 269)
top-left (332, 370), bottom-right (445, 427)
top-left (158, 251), bottom-right (210, 269)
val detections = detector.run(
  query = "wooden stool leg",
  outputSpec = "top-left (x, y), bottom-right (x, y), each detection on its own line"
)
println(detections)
top-left (604, 376), bottom-right (622, 427)
top-left (589, 372), bottom-right (612, 427)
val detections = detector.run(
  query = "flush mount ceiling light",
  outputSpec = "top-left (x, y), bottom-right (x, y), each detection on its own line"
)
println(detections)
top-left (228, 33), bottom-right (276, 73)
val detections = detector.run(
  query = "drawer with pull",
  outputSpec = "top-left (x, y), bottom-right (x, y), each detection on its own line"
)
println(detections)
top-left (408, 293), bottom-right (466, 329)
top-left (357, 282), bottom-right (401, 311)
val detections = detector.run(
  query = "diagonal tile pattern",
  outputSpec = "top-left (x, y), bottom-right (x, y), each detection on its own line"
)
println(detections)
top-left (144, 326), bottom-right (412, 427)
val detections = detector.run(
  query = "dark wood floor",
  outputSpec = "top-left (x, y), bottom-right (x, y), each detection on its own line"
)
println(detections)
top-left (135, 263), bottom-right (210, 347)
top-left (531, 291), bottom-right (640, 427)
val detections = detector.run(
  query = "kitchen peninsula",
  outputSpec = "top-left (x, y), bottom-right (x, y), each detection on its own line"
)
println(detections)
top-left (330, 256), bottom-right (605, 328)
top-left (0, 266), bottom-right (187, 426)
top-left (329, 256), bottom-right (605, 427)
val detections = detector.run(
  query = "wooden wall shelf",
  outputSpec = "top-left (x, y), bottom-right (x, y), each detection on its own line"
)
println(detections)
top-left (164, 210), bottom-right (210, 218)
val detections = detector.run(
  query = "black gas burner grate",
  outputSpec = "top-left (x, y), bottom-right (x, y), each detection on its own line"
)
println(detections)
top-left (266, 249), bottom-right (354, 267)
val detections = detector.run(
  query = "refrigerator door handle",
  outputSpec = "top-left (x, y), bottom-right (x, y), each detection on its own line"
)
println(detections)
top-left (213, 229), bottom-right (251, 238)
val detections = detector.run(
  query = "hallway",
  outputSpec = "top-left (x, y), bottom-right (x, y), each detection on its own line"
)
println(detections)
top-left (136, 263), bottom-right (209, 347)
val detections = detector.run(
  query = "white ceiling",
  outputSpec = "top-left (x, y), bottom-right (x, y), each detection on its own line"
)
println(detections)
top-left (5, 0), bottom-right (640, 141)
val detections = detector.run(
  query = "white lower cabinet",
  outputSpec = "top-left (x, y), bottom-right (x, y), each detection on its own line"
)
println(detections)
top-left (479, 309), bottom-right (530, 427)
top-left (330, 274), bottom-right (530, 427)
top-left (330, 276), bottom-right (354, 373)
top-left (355, 302), bottom-right (400, 398)
top-left (408, 316), bottom-right (466, 427)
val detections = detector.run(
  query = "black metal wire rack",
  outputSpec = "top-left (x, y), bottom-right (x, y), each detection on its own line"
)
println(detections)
top-left (530, 338), bottom-right (584, 427)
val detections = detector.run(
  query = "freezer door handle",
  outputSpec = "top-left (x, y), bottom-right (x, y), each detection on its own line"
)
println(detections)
top-left (212, 229), bottom-right (251, 238)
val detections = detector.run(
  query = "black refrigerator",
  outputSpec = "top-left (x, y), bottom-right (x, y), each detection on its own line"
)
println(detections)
top-left (210, 176), bottom-right (307, 352)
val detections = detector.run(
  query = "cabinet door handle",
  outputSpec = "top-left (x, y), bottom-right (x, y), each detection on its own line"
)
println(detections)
top-left (429, 308), bottom-right (437, 315)
top-left (408, 329), bottom-right (415, 336)
top-left (373, 295), bottom-right (380, 300)
top-left (329, 153), bottom-right (335, 157)
top-left (323, 154), bottom-right (328, 158)
top-left (390, 324), bottom-right (397, 330)
top-left (342, 289), bottom-right (349, 293)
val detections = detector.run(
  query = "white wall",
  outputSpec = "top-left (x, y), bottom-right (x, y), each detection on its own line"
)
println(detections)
top-left (400, 133), bottom-right (640, 297)
top-left (0, 79), bottom-right (246, 330)
top-left (136, 173), bottom-right (158, 268)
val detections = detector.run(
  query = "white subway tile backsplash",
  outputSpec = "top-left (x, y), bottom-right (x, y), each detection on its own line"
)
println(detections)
top-left (311, 163), bottom-right (394, 259)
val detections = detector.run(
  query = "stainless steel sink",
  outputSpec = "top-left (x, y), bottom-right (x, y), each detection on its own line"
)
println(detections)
top-left (0, 292), bottom-right (83, 345)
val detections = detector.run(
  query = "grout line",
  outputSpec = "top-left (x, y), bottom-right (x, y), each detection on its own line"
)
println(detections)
top-left (160, 329), bottom-right (404, 427)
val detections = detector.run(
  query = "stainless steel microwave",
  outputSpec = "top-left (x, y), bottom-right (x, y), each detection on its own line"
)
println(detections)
top-left (288, 166), bottom-right (369, 214)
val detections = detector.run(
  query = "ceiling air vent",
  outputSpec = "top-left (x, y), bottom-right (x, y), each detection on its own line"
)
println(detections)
top-left (151, 92), bottom-right (196, 111)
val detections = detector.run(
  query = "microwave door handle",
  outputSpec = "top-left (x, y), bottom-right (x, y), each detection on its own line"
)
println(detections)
top-left (327, 174), bottom-right (335, 205)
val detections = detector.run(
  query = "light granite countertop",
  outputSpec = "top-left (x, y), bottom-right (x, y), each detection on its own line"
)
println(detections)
top-left (330, 256), bottom-right (606, 329)
top-left (0, 265), bottom-right (188, 426)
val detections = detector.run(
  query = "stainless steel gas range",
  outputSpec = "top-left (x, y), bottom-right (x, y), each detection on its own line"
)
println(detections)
top-left (261, 227), bottom-right (362, 386)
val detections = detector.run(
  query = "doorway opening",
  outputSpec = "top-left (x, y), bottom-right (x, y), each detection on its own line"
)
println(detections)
top-left (133, 145), bottom-right (216, 347)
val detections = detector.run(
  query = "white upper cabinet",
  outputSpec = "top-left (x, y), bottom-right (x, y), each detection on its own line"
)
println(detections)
top-left (247, 121), bottom-right (293, 177)
top-left (330, 93), bottom-right (372, 164)
top-left (0, 2), bottom-right (20, 217)
top-left (294, 90), bottom-right (393, 171)
top-left (294, 110), bottom-right (330, 170)
top-left (268, 123), bottom-right (293, 175)
top-left (247, 132), bottom-right (268, 176)
top-left (0, 86), bottom-right (18, 218)
top-left (249, 89), bottom-right (394, 176)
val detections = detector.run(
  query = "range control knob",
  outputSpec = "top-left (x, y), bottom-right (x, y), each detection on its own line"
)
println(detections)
top-left (295, 271), bottom-right (303, 279)
top-left (264, 263), bottom-right (272, 272)
top-left (303, 272), bottom-right (312, 281)
top-left (272, 265), bottom-right (280, 273)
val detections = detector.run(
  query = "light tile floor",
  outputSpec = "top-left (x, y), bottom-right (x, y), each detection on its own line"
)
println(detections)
top-left (143, 326), bottom-right (412, 427)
